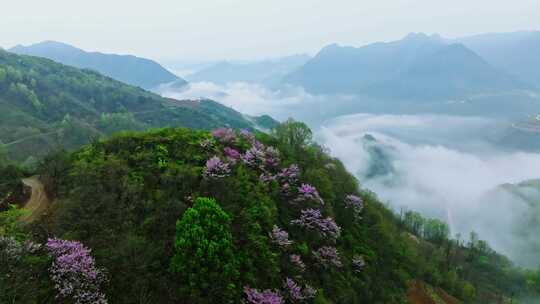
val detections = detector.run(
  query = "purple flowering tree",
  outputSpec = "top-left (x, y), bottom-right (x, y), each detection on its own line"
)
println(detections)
top-left (203, 156), bottom-right (231, 179)
top-left (264, 146), bottom-right (281, 169)
top-left (344, 194), bottom-right (364, 218)
top-left (277, 164), bottom-right (300, 186)
top-left (244, 286), bottom-right (284, 304)
top-left (260, 173), bottom-right (277, 184)
top-left (212, 128), bottom-right (237, 143)
top-left (240, 129), bottom-right (256, 143)
top-left (283, 278), bottom-right (317, 302)
top-left (242, 145), bottom-right (267, 170)
top-left (313, 246), bottom-right (342, 268)
top-left (242, 142), bottom-right (281, 172)
top-left (295, 184), bottom-right (324, 205)
top-left (46, 238), bottom-right (108, 304)
top-left (269, 225), bottom-right (293, 248)
top-left (291, 209), bottom-right (341, 240)
top-left (224, 147), bottom-right (241, 163)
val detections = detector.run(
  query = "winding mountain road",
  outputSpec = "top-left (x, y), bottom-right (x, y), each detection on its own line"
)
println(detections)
top-left (20, 176), bottom-right (49, 222)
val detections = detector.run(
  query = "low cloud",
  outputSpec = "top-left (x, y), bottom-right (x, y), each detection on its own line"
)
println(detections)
top-left (319, 113), bottom-right (540, 267)
top-left (158, 81), bottom-right (362, 124)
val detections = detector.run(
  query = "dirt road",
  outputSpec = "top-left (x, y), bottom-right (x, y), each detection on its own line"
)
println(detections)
top-left (20, 176), bottom-right (49, 222)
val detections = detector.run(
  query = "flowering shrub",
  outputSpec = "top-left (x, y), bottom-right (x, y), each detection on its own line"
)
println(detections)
top-left (260, 173), bottom-right (277, 184)
top-left (264, 146), bottom-right (280, 169)
top-left (313, 246), bottom-right (342, 268)
top-left (295, 184), bottom-right (324, 205)
top-left (269, 225), bottom-right (293, 248)
top-left (277, 164), bottom-right (300, 186)
top-left (283, 278), bottom-right (317, 301)
top-left (242, 145), bottom-right (267, 170)
top-left (291, 209), bottom-right (341, 240)
top-left (224, 147), bottom-right (241, 163)
top-left (203, 156), bottom-right (231, 179)
top-left (242, 142), bottom-right (281, 171)
top-left (244, 286), bottom-right (284, 304)
top-left (290, 254), bottom-right (306, 272)
top-left (240, 129), bottom-right (256, 143)
top-left (352, 255), bottom-right (366, 272)
top-left (46, 238), bottom-right (108, 304)
top-left (212, 128), bottom-right (237, 143)
top-left (344, 194), bottom-right (364, 218)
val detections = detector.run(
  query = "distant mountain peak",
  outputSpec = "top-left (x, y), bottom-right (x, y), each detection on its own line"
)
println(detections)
top-left (9, 41), bottom-right (185, 90)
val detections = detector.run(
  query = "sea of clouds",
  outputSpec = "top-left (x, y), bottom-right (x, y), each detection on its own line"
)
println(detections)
top-left (319, 113), bottom-right (540, 267)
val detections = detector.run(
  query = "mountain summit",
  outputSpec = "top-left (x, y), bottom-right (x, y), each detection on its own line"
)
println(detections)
top-left (284, 33), bottom-right (528, 99)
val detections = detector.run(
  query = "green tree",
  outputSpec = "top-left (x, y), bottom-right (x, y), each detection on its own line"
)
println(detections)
top-left (273, 119), bottom-right (313, 156)
top-left (171, 197), bottom-right (240, 303)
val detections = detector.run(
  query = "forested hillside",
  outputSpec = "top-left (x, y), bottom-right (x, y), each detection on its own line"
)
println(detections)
top-left (0, 49), bottom-right (275, 163)
top-left (1, 121), bottom-right (538, 303)
top-left (10, 41), bottom-right (186, 90)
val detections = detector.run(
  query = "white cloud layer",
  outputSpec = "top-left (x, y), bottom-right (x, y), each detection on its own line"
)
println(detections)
top-left (318, 113), bottom-right (540, 266)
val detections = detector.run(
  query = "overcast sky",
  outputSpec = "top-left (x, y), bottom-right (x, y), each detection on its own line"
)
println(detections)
top-left (1, 0), bottom-right (539, 62)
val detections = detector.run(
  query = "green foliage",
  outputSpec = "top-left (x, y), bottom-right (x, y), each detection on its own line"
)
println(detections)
top-left (0, 50), bottom-right (261, 162)
top-left (0, 125), bottom-right (535, 303)
top-left (273, 118), bottom-right (313, 156)
top-left (171, 197), bottom-right (240, 303)
top-left (0, 204), bottom-right (28, 240)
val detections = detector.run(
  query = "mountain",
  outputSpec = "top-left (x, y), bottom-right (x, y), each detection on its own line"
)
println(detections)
top-left (186, 54), bottom-right (311, 86)
top-left (457, 31), bottom-right (540, 87)
top-left (284, 33), bottom-right (529, 99)
top-left (9, 41), bottom-right (186, 90)
top-left (364, 43), bottom-right (527, 99)
top-left (0, 49), bottom-right (274, 162)
top-left (2, 121), bottom-right (537, 303)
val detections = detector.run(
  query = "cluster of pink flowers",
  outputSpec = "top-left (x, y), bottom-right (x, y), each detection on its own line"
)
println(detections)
top-left (291, 209), bottom-right (341, 240)
top-left (203, 156), bottom-right (231, 179)
top-left (244, 286), bottom-right (284, 304)
top-left (352, 255), bottom-right (366, 272)
top-left (283, 278), bottom-right (317, 301)
top-left (313, 246), bottom-right (342, 268)
top-left (269, 225), bottom-right (293, 248)
top-left (344, 194), bottom-right (364, 218)
top-left (212, 128), bottom-right (237, 143)
top-left (290, 254), bottom-right (306, 272)
top-left (295, 184), bottom-right (324, 205)
top-left (46, 238), bottom-right (108, 304)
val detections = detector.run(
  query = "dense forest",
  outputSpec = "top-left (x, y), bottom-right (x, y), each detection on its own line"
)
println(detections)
top-left (0, 49), bottom-right (275, 163)
top-left (1, 120), bottom-right (539, 303)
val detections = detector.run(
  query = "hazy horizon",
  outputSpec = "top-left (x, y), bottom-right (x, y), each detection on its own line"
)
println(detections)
top-left (2, 0), bottom-right (540, 62)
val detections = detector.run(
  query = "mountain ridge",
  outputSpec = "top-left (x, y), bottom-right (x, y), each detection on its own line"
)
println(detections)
top-left (9, 40), bottom-right (187, 90)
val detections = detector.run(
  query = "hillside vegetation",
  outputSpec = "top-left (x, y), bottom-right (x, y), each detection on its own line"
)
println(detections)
top-left (1, 121), bottom-right (538, 303)
top-left (0, 49), bottom-right (274, 163)
top-left (10, 41), bottom-right (186, 90)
